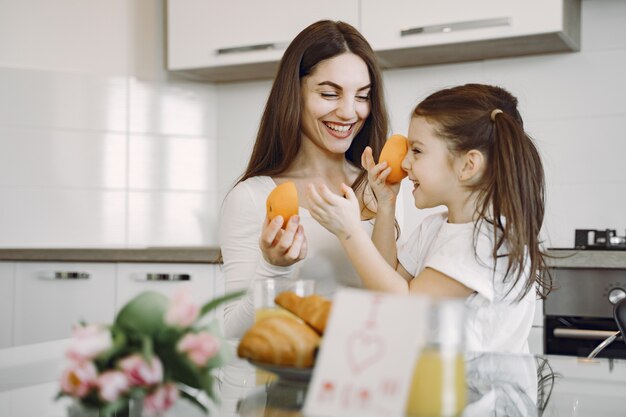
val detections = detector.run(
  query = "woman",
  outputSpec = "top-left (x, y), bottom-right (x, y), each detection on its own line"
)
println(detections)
top-left (219, 20), bottom-right (390, 338)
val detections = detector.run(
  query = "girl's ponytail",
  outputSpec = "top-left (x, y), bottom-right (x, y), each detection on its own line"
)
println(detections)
top-left (489, 110), bottom-right (550, 299)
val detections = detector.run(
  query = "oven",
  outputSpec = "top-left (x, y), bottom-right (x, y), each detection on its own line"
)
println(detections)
top-left (544, 267), bottom-right (626, 359)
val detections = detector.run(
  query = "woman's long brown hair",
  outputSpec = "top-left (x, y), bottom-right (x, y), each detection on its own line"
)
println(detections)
top-left (238, 20), bottom-right (389, 194)
top-left (414, 84), bottom-right (551, 300)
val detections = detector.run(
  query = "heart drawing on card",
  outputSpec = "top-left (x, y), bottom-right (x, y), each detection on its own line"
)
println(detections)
top-left (346, 330), bottom-right (386, 375)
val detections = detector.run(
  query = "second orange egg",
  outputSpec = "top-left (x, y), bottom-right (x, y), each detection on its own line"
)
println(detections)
top-left (379, 134), bottom-right (408, 184)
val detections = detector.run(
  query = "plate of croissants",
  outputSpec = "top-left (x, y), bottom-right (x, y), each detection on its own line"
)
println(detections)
top-left (237, 291), bottom-right (332, 382)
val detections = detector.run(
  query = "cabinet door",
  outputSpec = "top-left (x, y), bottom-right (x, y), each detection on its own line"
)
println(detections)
top-left (167, 0), bottom-right (359, 70)
top-left (13, 262), bottom-right (116, 345)
top-left (116, 263), bottom-right (218, 321)
top-left (529, 326), bottom-right (544, 355)
top-left (362, 0), bottom-right (576, 53)
top-left (0, 262), bottom-right (15, 348)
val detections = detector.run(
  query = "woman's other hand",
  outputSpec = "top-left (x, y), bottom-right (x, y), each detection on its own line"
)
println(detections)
top-left (362, 146), bottom-right (401, 209)
top-left (306, 183), bottom-right (361, 239)
top-left (259, 215), bottom-right (308, 267)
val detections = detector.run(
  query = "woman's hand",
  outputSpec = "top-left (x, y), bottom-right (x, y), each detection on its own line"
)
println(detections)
top-left (306, 183), bottom-right (361, 239)
top-left (259, 215), bottom-right (308, 267)
top-left (362, 146), bottom-right (401, 209)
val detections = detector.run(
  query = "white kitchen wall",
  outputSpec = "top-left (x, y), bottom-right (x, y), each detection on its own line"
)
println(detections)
top-left (0, 0), bottom-right (219, 247)
top-left (0, 0), bottom-right (624, 249)
top-left (217, 0), bottom-right (626, 249)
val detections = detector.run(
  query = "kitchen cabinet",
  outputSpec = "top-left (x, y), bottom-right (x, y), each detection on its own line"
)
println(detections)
top-left (11, 261), bottom-right (222, 346)
top-left (361, 0), bottom-right (580, 69)
top-left (0, 262), bottom-right (15, 348)
top-left (166, 0), bottom-right (359, 82)
top-left (116, 263), bottom-right (220, 324)
top-left (166, 0), bottom-right (579, 82)
top-left (530, 298), bottom-right (544, 355)
top-left (13, 262), bottom-right (116, 345)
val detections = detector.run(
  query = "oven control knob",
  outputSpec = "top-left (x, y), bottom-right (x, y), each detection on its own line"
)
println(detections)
top-left (608, 287), bottom-right (626, 304)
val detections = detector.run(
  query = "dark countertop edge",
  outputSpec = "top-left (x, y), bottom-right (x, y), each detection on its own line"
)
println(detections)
top-left (546, 249), bottom-right (626, 269)
top-left (0, 248), bottom-right (222, 264)
top-left (1, 248), bottom-right (623, 268)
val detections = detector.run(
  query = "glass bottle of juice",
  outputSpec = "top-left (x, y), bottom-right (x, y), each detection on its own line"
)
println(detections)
top-left (406, 299), bottom-right (467, 417)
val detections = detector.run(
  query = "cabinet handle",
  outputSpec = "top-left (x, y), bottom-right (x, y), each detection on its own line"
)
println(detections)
top-left (216, 42), bottom-right (288, 55)
top-left (39, 271), bottom-right (90, 280)
top-left (553, 328), bottom-right (620, 340)
top-left (142, 273), bottom-right (191, 282)
top-left (400, 17), bottom-right (511, 37)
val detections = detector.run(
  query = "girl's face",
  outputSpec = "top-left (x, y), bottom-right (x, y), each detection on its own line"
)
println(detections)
top-left (300, 52), bottom-right (371, 155)
top-left (402, 116), bottom-right (461, 209)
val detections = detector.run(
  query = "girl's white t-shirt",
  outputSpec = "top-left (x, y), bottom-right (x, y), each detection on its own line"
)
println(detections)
top-left (397, 212), bottom-right (536, 353)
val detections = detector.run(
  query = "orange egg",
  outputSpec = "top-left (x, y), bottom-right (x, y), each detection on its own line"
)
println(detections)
top-left (266, 181), bottom-right (299, 229)
top-left (379, 134), bottom-right (408, 184)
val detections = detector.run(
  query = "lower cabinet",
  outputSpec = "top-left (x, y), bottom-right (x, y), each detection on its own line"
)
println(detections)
top-left (0, 262), bottom-right (15, 348)
top-left (7, 261), bottom-right (221, 348)
top-left (13, 262), bottom-right (116, 345)
top-left (530, 298), bottom-right (545, 355)
top-left (116, 263), bottom-right (219, 323)
top-left (529, 326), bottom-right (544, 355)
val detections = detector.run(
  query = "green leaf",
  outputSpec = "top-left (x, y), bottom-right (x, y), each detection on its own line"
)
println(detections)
top-left (100, 397), bottom-right (131, 417)
top-left (199, 373), bottom-right (219, 404)
top-left (141, 335), bottom-right (154, 361)
top-left (198, 290), bottom-right (245, 319)
top-left (115, 291), bottom-right (168, 336)
top-left (179, 389), bottom-right (209, 414)
top-left (160, 347), bottom-right (203, 389)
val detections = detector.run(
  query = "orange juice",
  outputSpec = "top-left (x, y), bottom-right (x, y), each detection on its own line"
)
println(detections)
top-left (406, 347), bottom-right (466, 417)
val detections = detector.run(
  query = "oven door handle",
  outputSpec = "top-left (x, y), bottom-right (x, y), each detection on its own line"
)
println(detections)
top-left (553, 328), bottom-right (621, 340)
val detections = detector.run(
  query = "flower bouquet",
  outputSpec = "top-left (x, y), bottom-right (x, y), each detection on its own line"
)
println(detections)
top-left (57, 288), bottom-right (243, 416)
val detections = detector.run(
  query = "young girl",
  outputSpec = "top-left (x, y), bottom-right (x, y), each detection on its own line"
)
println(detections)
top-left (306, 84), bottom-right (549, 353)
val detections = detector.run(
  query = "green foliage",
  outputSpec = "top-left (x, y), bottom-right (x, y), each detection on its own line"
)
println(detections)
top-left (59, 289), bottom-right (243, 416)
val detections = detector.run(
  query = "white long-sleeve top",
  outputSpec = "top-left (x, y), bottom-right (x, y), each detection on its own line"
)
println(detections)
top-left (218, 176), bottom-right (374, 338)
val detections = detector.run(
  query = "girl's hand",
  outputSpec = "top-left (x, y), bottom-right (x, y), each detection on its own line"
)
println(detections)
top-left (362, 146), bottom-right (401, 208)
top-left (306, 183), bottom-right (361, 238)
top-left (259, 215), bottom-right (308, 267)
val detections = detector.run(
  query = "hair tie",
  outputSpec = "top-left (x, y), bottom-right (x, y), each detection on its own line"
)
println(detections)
top-left (490, 109), bottom-right (503, 122)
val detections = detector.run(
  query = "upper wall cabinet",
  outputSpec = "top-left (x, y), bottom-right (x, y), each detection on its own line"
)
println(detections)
top-left (166, 0), bottom-right (359, 82)
top-left (166, 0), bottom-right (580, 83)
top-left (361, 0), bottom-right (580, 69)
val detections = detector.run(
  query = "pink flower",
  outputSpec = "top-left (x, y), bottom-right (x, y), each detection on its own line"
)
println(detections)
top-left (177, 332), bottom-right (220, 367)
top-left (60, 361), bottom-right (98, 398)
top-left (165, 288), bottom-right (200, 328)
top-left (66, 324), bottom-right (113, 361)
top-left (118, 354), bottom-right (163, 386)
top-left (97, 370), bottom-right (129, 402)
top-left (143, 383), bottom-right (179, 415)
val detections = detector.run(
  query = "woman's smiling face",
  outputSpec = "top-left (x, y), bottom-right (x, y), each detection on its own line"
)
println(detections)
top-left (300, 52), bottom-right (371, 155)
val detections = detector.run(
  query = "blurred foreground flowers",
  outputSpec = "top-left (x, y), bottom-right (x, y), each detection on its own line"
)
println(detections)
top-left (57, 288), bottom-right (243, 416)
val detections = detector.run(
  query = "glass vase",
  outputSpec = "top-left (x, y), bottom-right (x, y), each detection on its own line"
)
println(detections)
top-left (67, 399), bottom-right (143, 417)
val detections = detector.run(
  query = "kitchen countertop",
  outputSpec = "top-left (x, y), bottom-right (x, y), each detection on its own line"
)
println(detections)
top-left (0, 247), bottom-right (624, 267)
top-left (2, 338), bottom-right (626, 417)
top-left (546, 249), bottom-right (626, 269)
top-left (0, 247), bottom-right (221, 263)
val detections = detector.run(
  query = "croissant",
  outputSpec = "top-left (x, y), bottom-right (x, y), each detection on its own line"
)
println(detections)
top-left (237, 315), bottom-right (320, 368)
top-left (275, 292), bottom-right (332, 335)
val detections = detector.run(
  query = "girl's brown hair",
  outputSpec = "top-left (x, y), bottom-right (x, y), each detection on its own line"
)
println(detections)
top-left (238, 20), bottom-right (389, 193)
top-left (414, 84), bottom-right (550, 300)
